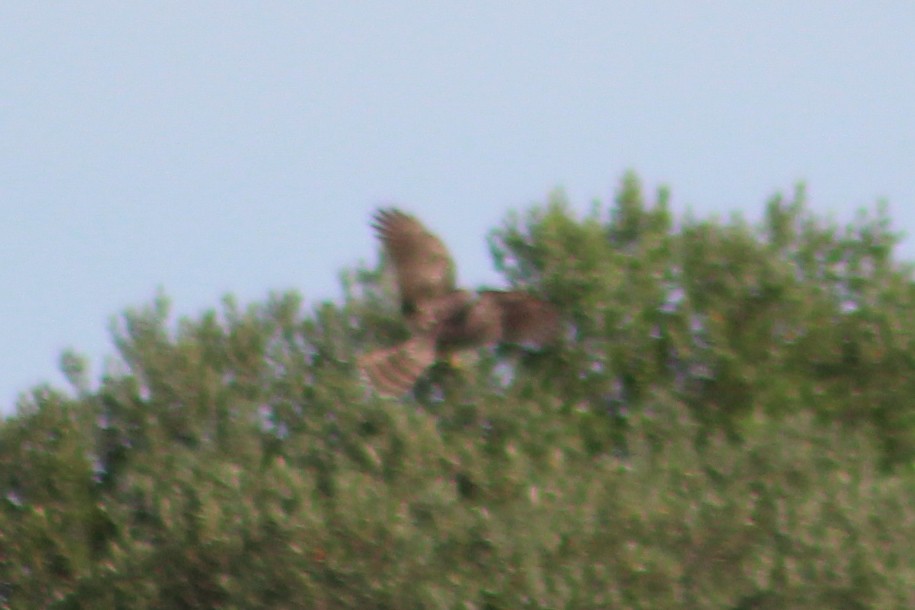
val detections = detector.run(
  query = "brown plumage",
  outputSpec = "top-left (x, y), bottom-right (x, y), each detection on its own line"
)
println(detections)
top-left (359, 208), bottom-right (560, 397)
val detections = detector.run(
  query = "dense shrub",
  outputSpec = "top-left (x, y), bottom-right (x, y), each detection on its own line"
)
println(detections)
top-left (3, 174), bottom-right (915, 608)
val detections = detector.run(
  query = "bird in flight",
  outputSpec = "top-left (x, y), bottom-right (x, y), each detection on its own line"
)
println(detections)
top-left (359, 208), bottom-right (560, 397)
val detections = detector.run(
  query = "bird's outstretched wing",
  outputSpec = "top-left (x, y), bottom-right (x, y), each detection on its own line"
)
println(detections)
top-left (478, 290), bottom-right (561, 347)
top-left (371, 209), bottom-right (457, 311)
top-left (358, 334), bottom-right (437, 398)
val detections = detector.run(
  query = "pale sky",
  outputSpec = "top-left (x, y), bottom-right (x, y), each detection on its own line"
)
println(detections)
top-left (3, 3), bottom-right (914, 411)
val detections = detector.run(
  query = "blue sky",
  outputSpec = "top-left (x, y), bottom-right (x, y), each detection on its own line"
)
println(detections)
top-left (3, 3), bottom-right (914, 411)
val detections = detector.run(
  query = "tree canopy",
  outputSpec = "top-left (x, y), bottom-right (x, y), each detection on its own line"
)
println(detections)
top-left (3, 174), bottom-right (915, 608)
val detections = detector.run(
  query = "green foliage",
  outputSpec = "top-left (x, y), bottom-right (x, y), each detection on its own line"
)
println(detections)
top-left (3, 174), bottom-right (915, 608)
top-left (492, 177), bottom-right (915, 460)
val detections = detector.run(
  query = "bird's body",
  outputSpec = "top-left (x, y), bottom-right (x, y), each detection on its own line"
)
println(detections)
top-left (359, 208), bottom-right (559, 397)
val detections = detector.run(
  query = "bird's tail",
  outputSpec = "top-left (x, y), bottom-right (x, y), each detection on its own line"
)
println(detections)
top-left (358, 335), bottom-right (437, 397)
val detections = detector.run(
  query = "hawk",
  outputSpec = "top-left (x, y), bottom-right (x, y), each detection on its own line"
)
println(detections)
top-left (358, 208), bottom-right (560, 397)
